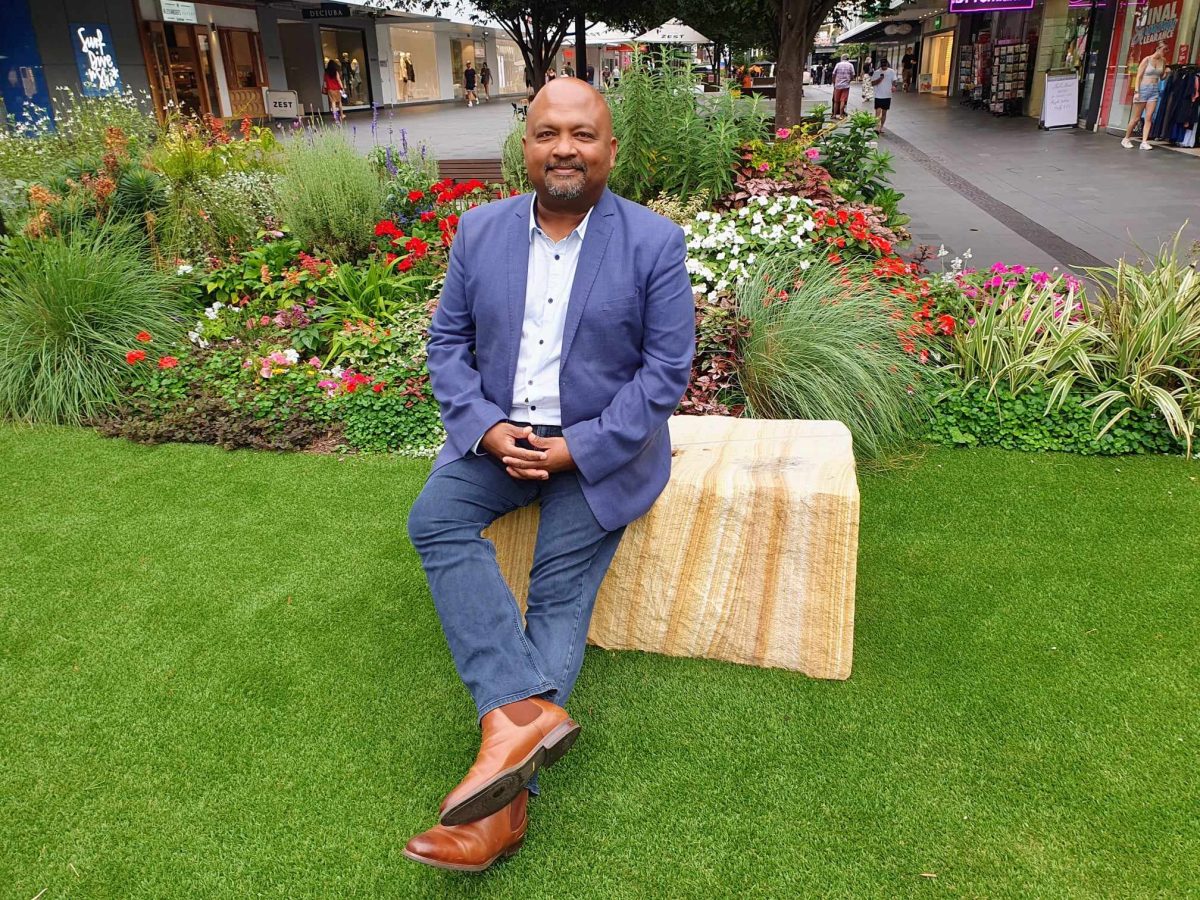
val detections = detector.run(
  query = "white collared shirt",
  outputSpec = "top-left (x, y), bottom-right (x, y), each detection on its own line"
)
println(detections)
top-left (509, 196), bottom-right (593, 425)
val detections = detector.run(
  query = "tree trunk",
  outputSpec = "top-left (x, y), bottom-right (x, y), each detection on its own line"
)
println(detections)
top-left (775, 0), bottom-right (807, 126)
top-left (575, 10), bottom-right (587, 83)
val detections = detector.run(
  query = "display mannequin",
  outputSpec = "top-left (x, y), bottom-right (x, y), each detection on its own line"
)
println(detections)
top-left (1122, 42), bottom-right (1168, 150)
top-left (397, 51), bottom-right (410, 101)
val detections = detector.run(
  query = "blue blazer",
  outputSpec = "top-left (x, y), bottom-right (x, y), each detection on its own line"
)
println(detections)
top-left (427, 188), bottom-right (696, 531)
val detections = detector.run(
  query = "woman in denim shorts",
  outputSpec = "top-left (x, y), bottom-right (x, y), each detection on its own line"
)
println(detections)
top-left (1122, 43), bottom-right (1168, 150)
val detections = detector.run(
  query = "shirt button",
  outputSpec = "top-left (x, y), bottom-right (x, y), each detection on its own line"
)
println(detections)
top-left (528, 380), bottom-right (533, 385)
top-left (547, 298), bottom-right (553, 304)
top-left (531, 405), bottom-right (537, 411)
top-left (539, 340), bottom-right (544, 344)
top-left (555, 254), bottom-right (560, 260)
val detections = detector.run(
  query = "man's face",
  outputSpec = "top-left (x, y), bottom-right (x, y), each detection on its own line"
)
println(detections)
top-left (523, 80), bottom-right (617, 208)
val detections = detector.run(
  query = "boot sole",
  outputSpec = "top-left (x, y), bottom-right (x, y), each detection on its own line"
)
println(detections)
top-left (439, 720), bottom-right (580, 827)
top-left (403, 835), bottom-right (525, 872)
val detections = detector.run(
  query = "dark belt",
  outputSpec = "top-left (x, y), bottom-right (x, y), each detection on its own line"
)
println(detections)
top-left (508, 421), bottom-right (563, 438)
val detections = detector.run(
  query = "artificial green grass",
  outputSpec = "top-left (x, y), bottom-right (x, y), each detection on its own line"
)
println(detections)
top-left (1, 426), bottom-right (1197, 898)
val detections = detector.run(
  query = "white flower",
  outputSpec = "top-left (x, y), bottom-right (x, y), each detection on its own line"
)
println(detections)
top-left (937, 245), bottom-right (949, 258)
top-left (746, 253), bottom-right (756, 264)
top-left (756, 196), bottom-right (769, 207)
top-left (738, 207), bottom-right (750, 218)
top-left (800, 260), bottom-right (811, 270)
top-left (716, 251), bottom-right (725, 261)
top-left (283, 348), bottom-right (299, 364)
top-left (331, 365), bottom-right (345, 379)
top-left (187, 331), bottom-right (199, 343)
top-left (963, 249), bottom-right (973, 259)
top-left (176, 264), bottom-right (194, 275)
top-left (204, 301), bottom-right (224, 320)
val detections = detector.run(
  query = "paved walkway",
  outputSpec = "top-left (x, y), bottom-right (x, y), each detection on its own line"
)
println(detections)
top-left (356, 86), bottom-right (1200, 270)
top-left (808, 84), bottom-right (1200, 270)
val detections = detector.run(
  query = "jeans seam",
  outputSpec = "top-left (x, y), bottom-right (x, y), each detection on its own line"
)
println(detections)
top-left (553, 535), bottom-right (612, 695)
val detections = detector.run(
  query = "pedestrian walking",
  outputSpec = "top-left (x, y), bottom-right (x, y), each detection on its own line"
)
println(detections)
top-left (870, 57), bottom-right (898, 134)
top-left (480, 62), bottom-right (492, 101)
top-left (901, 50), bottom-right (916, 93)
top-left (1122, 42), bottom-right (1167, 150)
top-left (832, 54), bottom-right (855, 118)
top-left (464, 61), bottom-right (478, 107)
top-left (323, 59), bottom-right (345, 116)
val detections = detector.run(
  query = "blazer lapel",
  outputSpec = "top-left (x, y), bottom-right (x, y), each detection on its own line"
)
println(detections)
top-left (561, 190), bottom-right (616, 364)
top-left (506, 199), bottom-right (531, 396)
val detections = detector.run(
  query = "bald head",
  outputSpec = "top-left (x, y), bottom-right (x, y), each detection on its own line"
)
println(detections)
top-left (522, 77), bottom-right (617, 212)
top-left (525, 77), bottom-right (612, 137)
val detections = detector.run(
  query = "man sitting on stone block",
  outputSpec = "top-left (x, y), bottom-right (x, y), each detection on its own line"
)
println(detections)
top-left (403, 77), bottom-right (696, 872)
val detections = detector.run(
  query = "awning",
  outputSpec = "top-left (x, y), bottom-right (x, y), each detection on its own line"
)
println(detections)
top-left (837, 19), bottom-right (919, 43)
top-left (636, 19), bottom-right (711, 44)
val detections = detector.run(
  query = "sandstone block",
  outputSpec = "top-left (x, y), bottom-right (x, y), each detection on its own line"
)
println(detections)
top-left (483, 415), bottom-right (859, 679)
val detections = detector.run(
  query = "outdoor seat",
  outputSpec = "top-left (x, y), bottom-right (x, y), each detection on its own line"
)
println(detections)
top-left (483, 415), bottom-right (860, 680)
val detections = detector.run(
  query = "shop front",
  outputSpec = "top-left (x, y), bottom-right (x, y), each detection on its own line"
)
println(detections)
top-left (138, 0), bottom-right (268, 120)
top-left (320, 25), bottom-right (371, 108)
top-left (494, 38), bottom-right (528, 95)
top-left (920, 24), bottom-right (959, 94)
top-left (1098, 0), bottom-right (1200, 141)
top-left (387, 25), bottom-right (441, 103)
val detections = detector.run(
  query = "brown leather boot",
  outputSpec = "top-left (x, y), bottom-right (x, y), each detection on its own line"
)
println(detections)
top-left (439, 697), bottom-right (579, 827)
top-left (404, 790), bottom-right (528, 872)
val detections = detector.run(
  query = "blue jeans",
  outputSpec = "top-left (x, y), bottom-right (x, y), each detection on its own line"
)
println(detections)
top-left (407, 444), bottom-right (625, 794)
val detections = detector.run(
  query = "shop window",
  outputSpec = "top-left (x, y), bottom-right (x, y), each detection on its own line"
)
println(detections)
top-left (496, 39), bottom-right (527, 94)
top-left (146, 21), bottom-right (219, 118)
top-left (320, 28), bottom-right (371, 107)
top-left (450, 39), bottom-right (477, 99)
top-left (389, 27), bottom-right (440, 102)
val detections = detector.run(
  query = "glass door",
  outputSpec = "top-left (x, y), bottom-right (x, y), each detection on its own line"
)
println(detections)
top-left (146, 21), bottom-right (218, 118)
top-left (219, 28), bottom-right (267, 118)
top-left (320, 28), bottom-right (371, 108)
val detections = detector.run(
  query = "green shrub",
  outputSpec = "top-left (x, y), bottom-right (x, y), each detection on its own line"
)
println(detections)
top-left (159, 170), bottom-right (282, 260)
top-left (277, 131), bottom-right (384, 261)
top-left (0, 223), bottom-right (187, 423)
top-left (337, 379), bottom-right (443, 454)
top-left (501, 122), bottom-right (532, 194)
top-left (0, 87), bottom-right (156, 183)
top-left (818, 112), bottom-right (902, 210)
top-left (608, 52), bottom-right (767, 204)
top-left (737, 253), bottom-right (930, 461)
top-left (928, 383), bottom-right (1185, 455)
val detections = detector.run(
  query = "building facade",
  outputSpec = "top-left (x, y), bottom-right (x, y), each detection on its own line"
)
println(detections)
top-left (1, 0), bottom-right (526, 127)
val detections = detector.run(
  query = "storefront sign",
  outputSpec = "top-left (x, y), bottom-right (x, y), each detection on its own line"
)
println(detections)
top-left (933, 15), bottom-right (944, 30)
top-left (71, 23), bottom-right (122, 97)
top-left (160, 1), bottom-right (198, 24)
top-left (949, 0), bottom-right (1034, 11)
top-left (302, 5), bottom-right (351, 18)
top-left (264, 89), bottom-right (299, 117)
top-left (1127, 0), bottom-right (1179, 60)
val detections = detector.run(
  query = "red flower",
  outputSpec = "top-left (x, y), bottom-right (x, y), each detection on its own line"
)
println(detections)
top-left (405, 236), bottom-right (429, 258)
top-left (374, 219), bottom-right (402, 238)
top-left (385, 251), bottom-right (399, 265)
top-left (937, 314), bottom-right (956, 335)
top-left (345, 381), bottom-right (359, 393)
top-left (135, 331), bottom-right (152, 343)
top-left (828, 252), bottom-right (842, 264)
top-left (419, 210), bottom-right (437, 223)
top-left (125, 349), bottom-right (146, 365)
top-left (372, 382), bottom-right (386, 393)
top-left (408, 190), bottom-right (425, 202)
top-left (397, 257), bottom-right (414, 272)
top-left (158, 356), bottom-right (179, 369)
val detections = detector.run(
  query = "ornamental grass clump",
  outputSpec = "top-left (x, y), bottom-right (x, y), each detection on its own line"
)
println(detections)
top-left (0, 223), bottom-right (187, 423)
top-left (737, 253), bottom-right (930, 461)
top-left (1065, 238), bottom-right (1200, 454)
top-left (277, 130), bottom-right (384, 261)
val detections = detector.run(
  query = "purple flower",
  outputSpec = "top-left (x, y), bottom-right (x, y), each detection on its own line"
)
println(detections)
top-left (385, 145), bottom-right (398, 177)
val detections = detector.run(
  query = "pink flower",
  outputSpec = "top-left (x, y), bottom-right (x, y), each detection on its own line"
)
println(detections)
top-left (985, 276), bottom-right (1004, 289)
top-left (317, 379), bottom-right (337, 392)
top-left (805, 147), bottom-right (820, 160)
top-left (776, 127), bottom-right (791, 139)
top-left (990, 262), bottom-right (1007, 274)
top-left (1031, 271), bottom-right (1051, 286)
top-left (757, 163), bottom-right (770, 173)
top-left (308, 356), bottom-right (322, 367)
top-left (1009, 264), bottom-right (1026, 274)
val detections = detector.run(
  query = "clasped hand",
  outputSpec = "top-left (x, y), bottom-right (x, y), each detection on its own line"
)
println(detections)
top-left (481, 423), bottom-right (575, 480)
